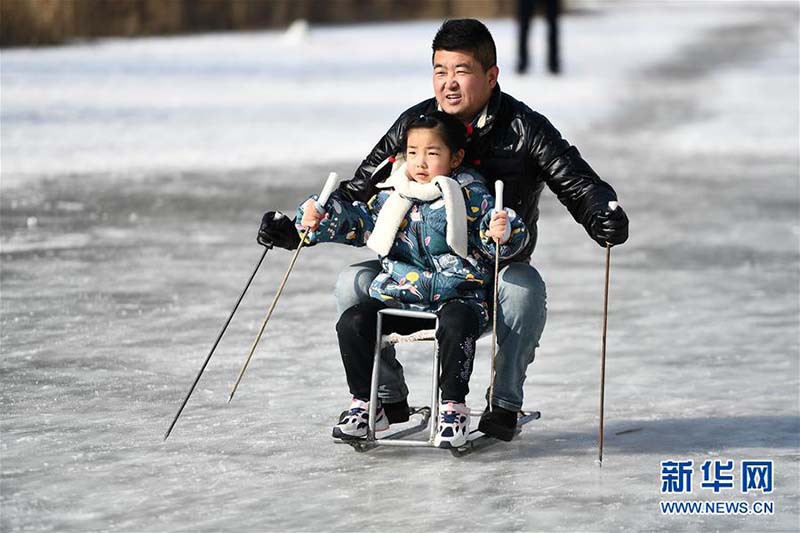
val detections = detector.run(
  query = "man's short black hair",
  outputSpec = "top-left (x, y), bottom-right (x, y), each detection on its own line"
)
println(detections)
top-left (432, 19), bottom-right (497, 71)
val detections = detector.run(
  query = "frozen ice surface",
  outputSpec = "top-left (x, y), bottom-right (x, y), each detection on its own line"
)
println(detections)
top-left (1, 1), bottom-right (798, 531)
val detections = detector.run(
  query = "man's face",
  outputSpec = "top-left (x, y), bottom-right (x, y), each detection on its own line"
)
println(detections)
top-left (432, 49), bottom-right (498, 124)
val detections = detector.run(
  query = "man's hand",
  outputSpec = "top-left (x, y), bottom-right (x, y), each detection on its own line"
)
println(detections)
top-left (300, 199), bottom-right (324, 231)
top-left (590, 205), bottom-right (629, 247)
top-left (257, 211), bottom-right (301, 250)
top-left (486, 210), bottom-right (511, 244)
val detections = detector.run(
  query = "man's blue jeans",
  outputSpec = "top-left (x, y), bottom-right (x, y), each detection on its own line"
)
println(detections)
top-left (334, 260), bottom-right (547, 411)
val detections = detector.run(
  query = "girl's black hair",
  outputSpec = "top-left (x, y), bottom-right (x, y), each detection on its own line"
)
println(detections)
top-left (403, 111), bottom-right (467, 154)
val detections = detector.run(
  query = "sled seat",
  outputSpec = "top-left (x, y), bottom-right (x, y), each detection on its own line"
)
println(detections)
top-left (380, 315), bottom-right (492, 349)
top-left (381, 328), bottom-right (437, 347)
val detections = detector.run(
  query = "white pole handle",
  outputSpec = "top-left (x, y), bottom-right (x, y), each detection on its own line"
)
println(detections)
top-left (495, 180), bottom-right (504, 212)
top-left (608, 200), bottom-right (619, 211)
top-left (317, 172), bottom-right (340, 211)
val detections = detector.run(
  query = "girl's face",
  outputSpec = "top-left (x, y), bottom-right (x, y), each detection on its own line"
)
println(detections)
top-left (405, 127), bottom-right (464, 184)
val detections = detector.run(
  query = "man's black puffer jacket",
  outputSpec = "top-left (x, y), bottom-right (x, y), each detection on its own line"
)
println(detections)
top-left (334, 85), bottom-right (619, 261)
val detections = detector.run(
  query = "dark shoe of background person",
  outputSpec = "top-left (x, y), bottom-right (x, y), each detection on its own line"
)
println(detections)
top-left (382, 398), bottom-right (410, 424)
top-left (478, 405), bottom-right (518, 441)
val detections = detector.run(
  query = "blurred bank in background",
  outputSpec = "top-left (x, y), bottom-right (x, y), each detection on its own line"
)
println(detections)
top-left (1, 0), bottom-right (600, 47)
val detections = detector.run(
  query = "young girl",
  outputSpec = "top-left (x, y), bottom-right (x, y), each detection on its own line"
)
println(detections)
top-left (296, 112), bottom-right (528, 448)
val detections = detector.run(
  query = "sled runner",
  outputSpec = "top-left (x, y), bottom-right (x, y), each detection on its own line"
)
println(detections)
top-left (335, 407), bottom-right (541, 456)
top-left (332, 308), bottom-right (540, 455)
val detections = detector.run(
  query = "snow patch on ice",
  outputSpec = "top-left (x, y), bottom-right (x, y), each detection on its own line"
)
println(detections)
top-left (1, 232), bottom-right (92, 253)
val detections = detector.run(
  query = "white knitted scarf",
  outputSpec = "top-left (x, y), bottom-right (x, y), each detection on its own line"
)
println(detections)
top-left (366, 162), bottom-right (468, 258)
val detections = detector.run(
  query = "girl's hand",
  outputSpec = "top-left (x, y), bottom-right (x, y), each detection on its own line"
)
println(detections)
top-left (487, 210), bottom-right (509, 244)
top-left (301, 199), bottom-right (324, 231)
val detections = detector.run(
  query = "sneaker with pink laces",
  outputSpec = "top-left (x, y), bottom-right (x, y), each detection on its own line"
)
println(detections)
top-left (433, 401), bottom-right (470, 448)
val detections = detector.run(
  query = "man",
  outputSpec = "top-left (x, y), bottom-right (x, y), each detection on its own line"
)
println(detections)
top-left (258, 19), bottom-right (628, 441)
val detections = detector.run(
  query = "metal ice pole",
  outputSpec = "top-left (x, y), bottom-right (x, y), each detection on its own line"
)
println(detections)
top-left (428, 316), bottom-right (440, 443)
top-left (598, 200), bottom-right (618, 465)
top-left (488, 180), bottom-right (504, 412)
top-left (228, 172), bottom-right (340, 402)
top-left (368, 311), bottom-right (384, 440)
top-left (164, 246), bottom-right (270, 440)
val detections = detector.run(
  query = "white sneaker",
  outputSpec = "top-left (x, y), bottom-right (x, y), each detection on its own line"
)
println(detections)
top-left (434, 402), bottom-right (470, 448)
top-left (332, 398), bottom-right (389, 439)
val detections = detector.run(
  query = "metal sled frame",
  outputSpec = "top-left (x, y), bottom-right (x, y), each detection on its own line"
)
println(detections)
top-left (367, 308), bottom-right (441, 448)
top-left (331, 308), bottom-right (540, 454)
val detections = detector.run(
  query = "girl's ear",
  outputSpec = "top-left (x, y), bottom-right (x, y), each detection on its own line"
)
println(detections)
top-left (451, 148), bottom-right (465, 169)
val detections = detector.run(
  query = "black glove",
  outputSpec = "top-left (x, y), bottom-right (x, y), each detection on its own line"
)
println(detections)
top-left (257, 211), bottom-right (301, 250)
top-left (589, 205), bottom-right (629, 247)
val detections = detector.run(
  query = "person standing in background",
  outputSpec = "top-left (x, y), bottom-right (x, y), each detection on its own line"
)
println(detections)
top-left (517, 0), bottom-right (561, 75)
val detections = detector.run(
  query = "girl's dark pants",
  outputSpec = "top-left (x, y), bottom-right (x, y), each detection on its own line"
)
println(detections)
top-left (336, 299), bottom-right (480, 404)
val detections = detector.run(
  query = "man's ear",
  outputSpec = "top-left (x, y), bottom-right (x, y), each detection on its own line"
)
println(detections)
top-left (451, 148), bottom-right (465, 169)
top-left (487, 65), bottom-right (499, 88)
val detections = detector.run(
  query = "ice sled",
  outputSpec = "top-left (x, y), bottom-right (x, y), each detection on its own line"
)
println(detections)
top-left (333, 308), bottom-right (540, 457)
